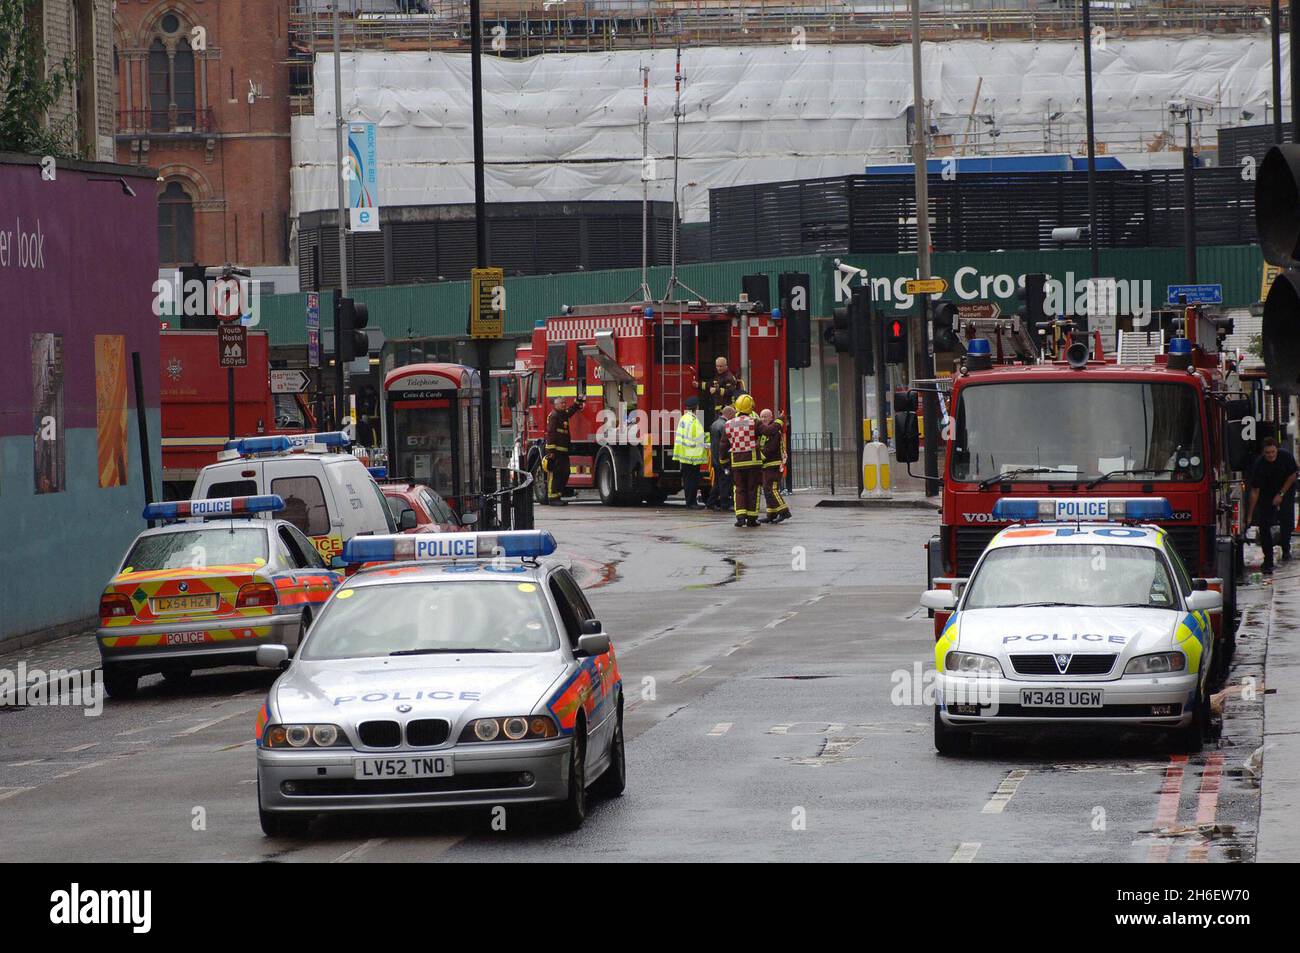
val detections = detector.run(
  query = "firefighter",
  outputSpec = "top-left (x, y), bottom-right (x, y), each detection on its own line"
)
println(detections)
top-left (672, 396), bottom-right (707, 509)
top-left (757, 407), bottom-right (791, 523)
top-left (701, 356), bottom-right (745, 409)
top-left (707, 404), bottom-right (735, 511)
top-left (543, 395), bottom-right (584, 505)
top-left (721, 393), bottom-right (762, 527)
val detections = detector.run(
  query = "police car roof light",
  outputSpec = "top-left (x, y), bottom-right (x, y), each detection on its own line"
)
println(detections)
top-left (991, 497), bottom-right (1173, 523)
top-left (286, 431), bottom-right (351, 449)
top-left (367, 466), bottom-right (388, 479)
top-left (342, 530), bottom-right (559, 565)
top-left (143, 494), bottom-right (286, 522)
top-left (223, 435), bottom-right (292, 454)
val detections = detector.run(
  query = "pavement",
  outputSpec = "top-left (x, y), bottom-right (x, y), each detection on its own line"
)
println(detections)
top-left (0, 492), bottom-right (1293, 862)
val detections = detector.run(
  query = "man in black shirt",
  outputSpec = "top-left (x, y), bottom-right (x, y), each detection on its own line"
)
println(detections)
top-left (1246, 437), bottom-right (1299, 572)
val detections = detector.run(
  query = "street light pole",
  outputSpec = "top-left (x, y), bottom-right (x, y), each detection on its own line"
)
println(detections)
top-left (1081, 0), bottom-right (1099, 280)
top-left (1272, 0), bottom-right (1283, 143)
top-left (331, 3), bottom-right (349, 428)
top-left (911, 1), bottom-right (938, 496)
top-left (470, 0), bottom-right (496, 500)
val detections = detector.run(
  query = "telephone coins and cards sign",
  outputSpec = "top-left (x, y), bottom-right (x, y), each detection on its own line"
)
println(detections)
top-left (471, 267), bottom-right (505, 339)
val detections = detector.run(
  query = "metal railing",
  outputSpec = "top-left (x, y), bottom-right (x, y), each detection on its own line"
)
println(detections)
top-left (116, 108), bottom-right (216, 135)
top-left (788, 431), bottom-right (856, 494)
top-left (484, 466), bottom-right (536, 530)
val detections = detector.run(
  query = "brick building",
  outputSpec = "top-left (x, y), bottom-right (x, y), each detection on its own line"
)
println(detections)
top-left (21, 0), bottom-right (116, 161)
top-left (113, 1), bottom-right (292, 267)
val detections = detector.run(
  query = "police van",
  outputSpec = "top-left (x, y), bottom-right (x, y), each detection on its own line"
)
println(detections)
top-left (192, 432), bottom-right (396, 566)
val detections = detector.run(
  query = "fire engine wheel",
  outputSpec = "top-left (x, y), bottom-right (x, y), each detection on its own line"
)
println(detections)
top-left (596, 454), bottom-right (633, 506)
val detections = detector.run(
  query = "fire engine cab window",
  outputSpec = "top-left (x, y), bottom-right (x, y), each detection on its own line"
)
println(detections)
top-left (545, 343), bottom-right (567, 381)
top-left (269, 476), bottom-right (330, 537)
top-left (207, 480), bottom-right (257, 499)
top-left (950, 381), bottom-right (1204, 483)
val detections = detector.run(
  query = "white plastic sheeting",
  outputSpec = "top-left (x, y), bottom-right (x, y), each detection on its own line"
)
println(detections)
top-left (293, 35), bottom-right (1286, 222)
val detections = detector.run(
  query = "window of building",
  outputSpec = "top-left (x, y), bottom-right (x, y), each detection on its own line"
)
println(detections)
top-left (147, 13), bottom-right (198, 132)
top-left (158, 182), bottom-right (194, 265)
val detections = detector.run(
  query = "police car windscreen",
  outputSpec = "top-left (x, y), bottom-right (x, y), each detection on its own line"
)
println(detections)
top-left (124, 529), bottom-right (269, 571)
top-left (963, 545), bottom-right (1177, 610)
top-left (951, 381), bottom-right (1203, 483)
top-left (301, 581), bottom-right (559, 660)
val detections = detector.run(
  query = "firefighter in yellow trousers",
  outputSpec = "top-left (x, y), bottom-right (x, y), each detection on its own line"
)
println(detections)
top-left (757, 408), bottom-right (791, 523)
top-left (720, 394), bottom-right (762, 527)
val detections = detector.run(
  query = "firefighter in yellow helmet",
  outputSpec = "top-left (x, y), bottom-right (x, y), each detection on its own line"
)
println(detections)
top-left (720, 393), bottom-right (762, 527)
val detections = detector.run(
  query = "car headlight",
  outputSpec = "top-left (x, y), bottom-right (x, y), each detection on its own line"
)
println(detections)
top-left (1124, 652), bottom-right (1187, 675)
top-left (943, 651), bottom-right (1004, 676)
top-left (460, 715), bottom-right (559, 743)
top-left (263, 723), bottom-right (350, 749)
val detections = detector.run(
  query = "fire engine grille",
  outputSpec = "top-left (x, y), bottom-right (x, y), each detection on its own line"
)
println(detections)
top-left (1162, 526), bottom-right (1201, 574)
top-left (955, 527), bottom-right (1001, 576)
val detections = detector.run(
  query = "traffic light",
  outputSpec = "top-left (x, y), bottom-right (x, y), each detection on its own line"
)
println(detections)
top-left (1256, 145), bottom-right (1300, 393)
top-left (779, 271), bottom-right (811, 369)
top-left (885, 316), bottom-right (908, 364)
top-left (828, 301), bottom-right (852, 354)
top-left (1015, 273), bottom-right (1048, 327)
top-left (930, 299), bottom-right (961, 353)
top-left (848, 285), bottom-right (874, 371)
top-left (339, 297), bottom-right (369, 362)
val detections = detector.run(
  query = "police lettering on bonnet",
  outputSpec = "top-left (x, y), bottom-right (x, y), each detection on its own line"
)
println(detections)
top-left (924, 498), bottom-right (1222, 757)
top-left (254, 529), bottom-right (626, 837)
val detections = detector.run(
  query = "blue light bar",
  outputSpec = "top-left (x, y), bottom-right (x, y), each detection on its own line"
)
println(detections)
top-left (771, 307), bottom-right (782, 320)
top-left (967, 337), bottom-right (992, 356)
top-left (285, 430), bottom-right (351, 449)
top-left (367, 466), bottom-right (388, 479)
top-left (991, 497), bottom-right (1173, 523)
top-left (223, 435), bottom-right (292, 454)
top-left (343, 531), bottom-right (558, 565)
top-left (1168, 337), bottom-right (1192, 354)
top-left (144, 494), bottom-right (285, 522)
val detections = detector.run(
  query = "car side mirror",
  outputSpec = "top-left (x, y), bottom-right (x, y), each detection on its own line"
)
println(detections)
top-left (256, 645), bottom-right (291, 670)
top-left (1186, 589), bottom-right (1222, 612)
top-left (920, 589), bottom-right (957, 610)
top-left (894, 411), bottom-right (920, 463)
top-left (399, 508), bottom-right (418, 531)
top-left (577, 632), bottom-right (610, 656)
top-left (461, 512), bottom-right (479, 526)
top-left (581, 618), bottom-right (603, 635)
top-left (329, 555), bottom-right (346, 570)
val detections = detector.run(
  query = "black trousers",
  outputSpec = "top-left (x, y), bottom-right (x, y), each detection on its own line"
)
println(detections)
top-left (708, 459), bottom-right (732, 509)
top-left (1257, 507), bottom-right (1291, 568)
top-left (681, 464), bottom-right (701, 506)
top-left (545, 452), bottom-right (570, 500)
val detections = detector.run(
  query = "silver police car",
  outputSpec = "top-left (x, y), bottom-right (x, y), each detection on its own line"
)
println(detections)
top-left (254, 530), bottom-right (625, 836)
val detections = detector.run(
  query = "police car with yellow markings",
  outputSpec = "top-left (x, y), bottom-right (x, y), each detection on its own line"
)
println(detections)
top-left (253, 530), bottom-right (625, 837)
top-left (97, 495), bottom-right (342, 699)
top-left (922, 498), bottom-right (1221, 756)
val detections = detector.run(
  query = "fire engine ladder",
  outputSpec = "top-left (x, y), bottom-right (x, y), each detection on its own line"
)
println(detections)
top-left (660, 320), bottom-right (685, 472)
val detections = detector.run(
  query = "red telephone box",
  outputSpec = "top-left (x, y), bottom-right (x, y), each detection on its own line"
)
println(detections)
top-left (383, 363), bottom-right (482, 517)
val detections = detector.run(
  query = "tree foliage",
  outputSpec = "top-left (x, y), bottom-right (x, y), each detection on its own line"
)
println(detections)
top-left (0, 0), bottom-right (77, 156)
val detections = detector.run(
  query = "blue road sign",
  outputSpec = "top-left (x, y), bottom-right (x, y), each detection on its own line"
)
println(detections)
top-left (1166, 283), bottom-right (1223, 305)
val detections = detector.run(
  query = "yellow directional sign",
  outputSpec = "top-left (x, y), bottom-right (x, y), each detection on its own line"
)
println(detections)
top-left (470, 267), bottom-right (505, 339)
top-left (904, 277), bottom-right (948, 295)
top-left (1262, 262), bottom-right (1282, 303)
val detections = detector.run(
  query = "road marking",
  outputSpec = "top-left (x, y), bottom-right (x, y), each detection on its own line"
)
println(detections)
top-left (949, 842), bottom-right (981, 863)
top-left (1147, 755), bottom-right (1188, 863)
top-left (982, 769), bottom-right (1029, 813)
top-left (52, 760), bottom-right (107, 780)
top-left (0, 787), bottom-right (34, 802)
top-left (673, 665), bottom-right (711, 683)
top-left (1187, 752), bottom-right (1226, 863)
top-left (764, 612), bottom-right (797, 629)
top-left (722, 638), bottom-right (753, 656)
top-left (5, 759), bottom-right (46, 767)
top-left (62, 743), bottom-right (98, 753)
top-left (175, 706), bottom-right (258, 738)
top-left (332, 838), bottom-right (387, 863)
top-left (707, 722), bottom-right (733, 736)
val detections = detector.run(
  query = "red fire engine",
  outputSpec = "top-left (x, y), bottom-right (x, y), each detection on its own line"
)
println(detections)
top-left (897, 307), bottom-right (1251, 673)
top-left (508, 300), bottom-right (788, 505)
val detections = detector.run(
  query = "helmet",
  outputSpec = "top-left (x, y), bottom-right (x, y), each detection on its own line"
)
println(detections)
top-left (734, 394), bottom-right (754, 414)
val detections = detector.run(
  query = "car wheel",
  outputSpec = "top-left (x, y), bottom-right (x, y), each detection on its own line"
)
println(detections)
top-left (257, 781), bottom-right (311, 838)
top-left (101, 665), bottom-right (138, 700)
top-left (591, 706), bottom-right (626, 798)
top-left (554, 729), bottom-right (588, 830)
top-left (933, 706), bottom-right (971, 757)
top-left (1171, 687), bottom-right (1205, 754)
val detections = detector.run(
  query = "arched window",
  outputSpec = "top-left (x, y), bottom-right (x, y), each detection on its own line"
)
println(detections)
top-left (158, 182), bottom-right (195, 265)
top-left (147, 13), bottom-right (198, 132)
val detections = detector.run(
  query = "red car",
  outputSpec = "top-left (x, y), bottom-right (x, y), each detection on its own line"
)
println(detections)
top-left (380, 483), bottom-right (463, 534)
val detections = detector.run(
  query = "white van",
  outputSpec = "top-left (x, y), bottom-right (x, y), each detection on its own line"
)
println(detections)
top-left (192, 433), bottom-right (396, 565)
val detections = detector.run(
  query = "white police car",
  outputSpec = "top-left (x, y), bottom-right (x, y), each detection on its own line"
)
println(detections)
top-left (253, 530), bottom-right (624, 837)
top-left (922, 498), bottom-right (1221, 755)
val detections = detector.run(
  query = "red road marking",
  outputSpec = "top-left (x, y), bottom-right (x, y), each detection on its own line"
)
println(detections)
top-left (1146, 754), bottom-right (1188, 863)
top-left (1187, 752), bottom-right (1225, 863)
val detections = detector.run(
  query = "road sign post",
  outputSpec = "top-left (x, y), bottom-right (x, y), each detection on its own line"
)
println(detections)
top-left (306, 292), bottom-right (320, 369)
top-left (1166, 283), bottom-right (1224, 306)
top-left (270, 369), bottom-right (310, 394)
top-left (470, 267), bottom-right (505, 339)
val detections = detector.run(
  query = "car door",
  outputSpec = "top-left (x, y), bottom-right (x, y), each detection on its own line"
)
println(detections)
top-left (270, 467), bottom-right (341, 565)
top-left (552, 568), bottom-right (616, 758)
top-left (282, 524), bottom-right (342, 605)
